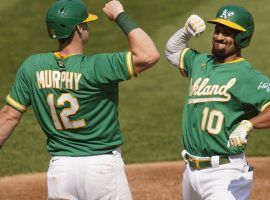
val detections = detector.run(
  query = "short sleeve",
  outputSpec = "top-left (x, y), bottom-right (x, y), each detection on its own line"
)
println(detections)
top-left (92, 51), bottom-right (136, 84)
top-left (179, 48), bottom-right (201, 77)
top-left (240, 73), bottom-right (270, 112)
top-left (6, 58), bottom-right (32, 112)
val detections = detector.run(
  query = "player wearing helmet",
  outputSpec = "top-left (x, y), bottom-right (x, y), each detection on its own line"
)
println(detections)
top-left (0, 0), bottom-right (159, 199)
top-left (165, 5), bottom-right (270, 200)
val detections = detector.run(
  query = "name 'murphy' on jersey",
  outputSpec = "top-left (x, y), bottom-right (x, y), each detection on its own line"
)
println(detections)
top-left (36, 70), bottom-right (82, 90)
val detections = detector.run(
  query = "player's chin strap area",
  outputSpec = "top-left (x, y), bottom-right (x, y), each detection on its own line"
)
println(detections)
top-left (181, 150), bottom-right (231, 170)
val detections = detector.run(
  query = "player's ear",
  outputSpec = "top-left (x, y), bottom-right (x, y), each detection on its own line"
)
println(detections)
top-left (75, 25), bottom-right (81, 33)
top-left (75, 25), bottom-right (83, 37)
top-left (76, 23), bottom-right (88, 36)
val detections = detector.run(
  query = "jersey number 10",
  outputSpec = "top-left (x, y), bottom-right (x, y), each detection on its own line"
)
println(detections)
top-left (201, 107), bottom-right (224, 135)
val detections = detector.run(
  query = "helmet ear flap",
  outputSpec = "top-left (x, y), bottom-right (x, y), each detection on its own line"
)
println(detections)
top-left (235, 31), bottom-right (252, 48)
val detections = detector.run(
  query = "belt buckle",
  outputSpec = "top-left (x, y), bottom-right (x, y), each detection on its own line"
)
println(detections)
top-left (195, 159), bottom-right (201, 170)
top-left (185, 152), bottom-right (230, 170)
top-left (188, 156), bottom-right (201, 170)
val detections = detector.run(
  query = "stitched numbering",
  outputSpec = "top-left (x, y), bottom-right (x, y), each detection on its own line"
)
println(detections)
top-left (47, 93), bottom-right (86, 130)
top-left (201, 107), bottom-right (224, 135)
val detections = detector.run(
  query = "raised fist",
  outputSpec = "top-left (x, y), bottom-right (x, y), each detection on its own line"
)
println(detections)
top-left (103, 0), bottom-right (124, 21)
top-left (185, 14), bottom-right (206, 38)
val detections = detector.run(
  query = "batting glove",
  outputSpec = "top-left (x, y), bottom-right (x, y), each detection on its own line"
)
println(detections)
top-left (229, 120), bottom-right (253, 147)
top-left (184, 15), bottom-right (206, 38)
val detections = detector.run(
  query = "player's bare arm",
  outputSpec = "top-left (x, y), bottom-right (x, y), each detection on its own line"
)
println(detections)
top-left (165, 15), bottom-right (206, 68)
top-left (126, 28), bottom-right (160, 74)
top-left (103, 0), bottom-right (160, 74)
top-left (1, 0), bottom-right (154, 198)
top-left (0, 105), bottom-right (23, 147)
top-left (250, 106), bottom-right (270, 128)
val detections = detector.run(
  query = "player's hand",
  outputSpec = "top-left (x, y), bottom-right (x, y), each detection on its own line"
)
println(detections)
top-left (184, 15), bottom-right (206, 38)
top-left (103, 0), bottom-right (124, 21)
top-left (229, 120), bottom-right (253, 147)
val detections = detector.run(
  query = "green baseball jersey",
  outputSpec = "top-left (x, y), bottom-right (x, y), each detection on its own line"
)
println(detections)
top-left (6, 51), bottom-right (136, 156)
top-left (179, 48), bottom-right (270, 157)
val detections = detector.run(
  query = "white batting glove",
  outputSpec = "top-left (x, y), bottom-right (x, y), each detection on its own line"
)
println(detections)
top-left (184, 15), bottom-right (206, 38)
top-left (229, 120), bottom-right (253, 147)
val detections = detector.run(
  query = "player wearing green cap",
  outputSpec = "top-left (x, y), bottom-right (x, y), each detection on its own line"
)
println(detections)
top-left (0, 0), bottom-right (159, 199)
top-left (165, 5), bottom-right (270, 200)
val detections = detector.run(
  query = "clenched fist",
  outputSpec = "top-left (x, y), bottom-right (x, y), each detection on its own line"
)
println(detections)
top-left (103, 0), bottom-right (124, 21)
top-left (185, 15), bottom-right (206, 38)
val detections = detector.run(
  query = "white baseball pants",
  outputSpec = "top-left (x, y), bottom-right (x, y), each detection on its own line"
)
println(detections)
top-left (182, 152), bottom-right (253, 200)
top-left (47, 147), bottom-right (132, 200)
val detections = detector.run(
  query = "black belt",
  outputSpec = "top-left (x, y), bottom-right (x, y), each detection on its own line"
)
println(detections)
top-left (184, 153), bottom-right (230, 170)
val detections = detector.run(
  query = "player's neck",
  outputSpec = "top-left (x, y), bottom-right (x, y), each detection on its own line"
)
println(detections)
top-left (58, 34), bottom-right (84, 57)
top-left (58, 43), bottom-right (83, 57)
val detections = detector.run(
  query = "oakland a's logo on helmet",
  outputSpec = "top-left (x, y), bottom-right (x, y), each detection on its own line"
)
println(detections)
top-left (219, 9), bottom-right (234, 19)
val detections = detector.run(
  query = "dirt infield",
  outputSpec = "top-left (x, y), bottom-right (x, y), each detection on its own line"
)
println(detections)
top-left (0, 157), bottom-right (269, 200)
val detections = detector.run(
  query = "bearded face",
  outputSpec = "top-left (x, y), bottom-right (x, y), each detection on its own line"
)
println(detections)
top-left (211, 24), bottom-right (240, 60)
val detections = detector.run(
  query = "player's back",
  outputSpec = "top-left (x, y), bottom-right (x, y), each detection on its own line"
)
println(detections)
top-left (10, 51), bottom-right (133, 156)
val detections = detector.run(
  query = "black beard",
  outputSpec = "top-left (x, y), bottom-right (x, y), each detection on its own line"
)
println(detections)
top-left (212, 47), bottom-right (227, 60)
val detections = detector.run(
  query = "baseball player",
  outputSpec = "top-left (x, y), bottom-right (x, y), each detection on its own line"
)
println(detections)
top-left (165, 5), bottom-right (270, 200)
top-left (0, 0), bottom-right (159, 199)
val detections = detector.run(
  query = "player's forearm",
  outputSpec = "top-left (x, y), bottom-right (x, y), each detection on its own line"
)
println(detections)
top-left (116, 13), bottom-right (159, 73)
top-left (103, 1), bottom-right (159, 74)
top-left (250, 106), bottom-right (270, 129)
top-left (0, 105), bottom-right (22, 147)
top-left (166, 27), bottom-right (191, 53)
top-left (128, 28), bottom-right (160, 73)
top-left (165, 28), bottom-right (191, 67)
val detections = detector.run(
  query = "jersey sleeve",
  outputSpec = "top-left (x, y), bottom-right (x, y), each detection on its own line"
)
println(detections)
top-left (239, 73), bottom-right (270, 112)
top-left (92, 51), bottom-right (136, 84)
top-left (6, 57), bottom-right (32, 112)
top-left (179, 48), bottom-right (201, 78)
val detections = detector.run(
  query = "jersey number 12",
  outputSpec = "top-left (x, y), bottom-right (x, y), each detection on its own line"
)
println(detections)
top-left (47, 93), bottom-right (86, 130)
